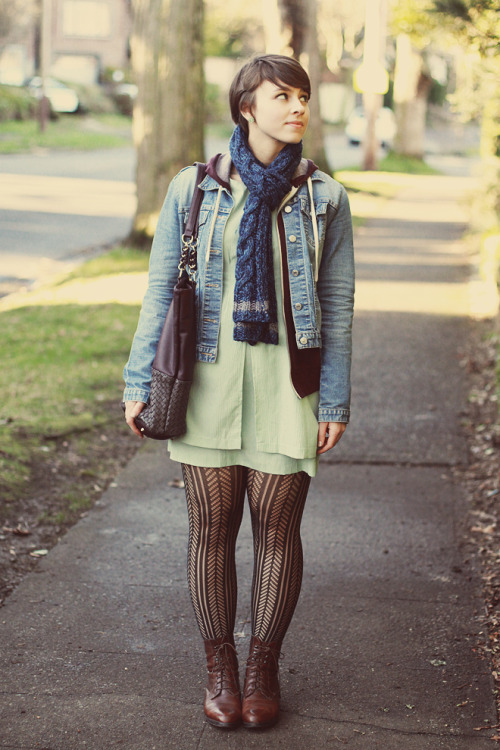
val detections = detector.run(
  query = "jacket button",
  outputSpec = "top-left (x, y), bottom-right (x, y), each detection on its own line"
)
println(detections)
top-left (299, 336), bottom-right (308, 344)
top-left (284, 205), bottom-right (292, 213)
top-left (292, 269), bottom-right (299, 276)
top-left (288, 234), bottom-right (297, 242)
top-left (294, 302), bottom-right (303, 310)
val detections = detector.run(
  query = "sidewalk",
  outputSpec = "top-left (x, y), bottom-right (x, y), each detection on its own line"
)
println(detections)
top-left (1, 173), bottom-right (497, 749)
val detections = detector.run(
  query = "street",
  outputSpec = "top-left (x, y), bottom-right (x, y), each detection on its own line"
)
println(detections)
top-left (0, 148), bottom-right (136, 296)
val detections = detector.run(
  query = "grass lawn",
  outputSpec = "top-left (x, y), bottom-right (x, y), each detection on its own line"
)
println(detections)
top-left (0, 113), bottom-right (132, 154)
top-left (336, 154), bottom-right (442, 229)
top-left (0, 247), bottom-right (148, 523)
top-left (377, 151), bottom-right (441, 175)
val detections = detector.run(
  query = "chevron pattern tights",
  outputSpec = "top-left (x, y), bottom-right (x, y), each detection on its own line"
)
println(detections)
top-left (181, 464), bottom-right (311, 644)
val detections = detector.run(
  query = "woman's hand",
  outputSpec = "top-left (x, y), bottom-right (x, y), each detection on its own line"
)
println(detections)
top-left (317, 422), bottom-right (346, 454)
top-left (124, 400), bottom-right (147, 439)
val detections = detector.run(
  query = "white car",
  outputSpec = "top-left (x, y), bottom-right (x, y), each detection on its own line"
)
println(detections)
top-left (27, 77), bottom-right (79, 113)
top-left (345, 106), bottom-right (396, 148)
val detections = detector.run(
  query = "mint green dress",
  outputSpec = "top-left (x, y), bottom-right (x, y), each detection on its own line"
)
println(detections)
top-left (168, 178), bottom-right (320, 477)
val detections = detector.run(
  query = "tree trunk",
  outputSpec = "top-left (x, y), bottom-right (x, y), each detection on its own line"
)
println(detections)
top-left (130, 0), bottom-right (204, 244)
top-left (393, 33), bottom-right (431, 159)
top-left (300, 0), bottom-right (329, 173)
top-left (360, 0), bottom-right (386, 171)
top-left (263, 0), bottom-right (329, 173)
top-left (362, 92), bottom-right (383, 171)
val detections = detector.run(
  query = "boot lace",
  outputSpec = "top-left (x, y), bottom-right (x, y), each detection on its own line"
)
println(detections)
top-left (208, 642), bottom-right (240, 695)
top-left (245, 643), bottom-right (282, 699)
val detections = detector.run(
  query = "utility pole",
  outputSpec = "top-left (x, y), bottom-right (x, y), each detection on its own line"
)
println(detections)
top-left (39, 0), bottom-right (52, 132)
top-left (353, 0), bottom-right (388, 170)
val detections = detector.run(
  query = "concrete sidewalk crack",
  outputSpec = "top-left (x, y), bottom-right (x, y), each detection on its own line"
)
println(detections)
top-left (195, 721), bottom-right (207, 749)
top-left (285, 708), bottom-right (494, 740)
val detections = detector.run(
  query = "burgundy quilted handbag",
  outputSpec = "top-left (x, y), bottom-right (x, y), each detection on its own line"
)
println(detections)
top-left (128, 162), bottom-right (206, 440)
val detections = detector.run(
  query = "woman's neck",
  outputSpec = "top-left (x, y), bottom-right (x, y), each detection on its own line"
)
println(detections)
top-left (246, 132), bottom-right (284, 166)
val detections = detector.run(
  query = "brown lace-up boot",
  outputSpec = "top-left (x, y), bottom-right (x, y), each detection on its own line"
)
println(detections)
top-left (203, 636), bottom-right (241, 729)
top-left (242, 635), bottom-right (281, 729)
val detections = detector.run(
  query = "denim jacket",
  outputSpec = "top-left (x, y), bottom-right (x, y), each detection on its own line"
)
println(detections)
top-left (123, 152), bottom-right (355, 423)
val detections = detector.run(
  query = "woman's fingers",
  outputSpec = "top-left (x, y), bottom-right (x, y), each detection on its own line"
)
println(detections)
top-left (317, 422), bottom-right (327, 449)
top-left (317, 422), bottom-right (346, 454)
top-left (124, 401), bottom-right (147, 438)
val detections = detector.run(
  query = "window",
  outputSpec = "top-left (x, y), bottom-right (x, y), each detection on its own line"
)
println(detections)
top-left (63, 1), bottom-right (111, 38)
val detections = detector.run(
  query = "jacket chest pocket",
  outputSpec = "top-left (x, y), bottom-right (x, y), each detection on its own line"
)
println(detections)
top-left (299, 198), bottom-right (328, 264)
top-left (180, 208), bottom-right (210, 234)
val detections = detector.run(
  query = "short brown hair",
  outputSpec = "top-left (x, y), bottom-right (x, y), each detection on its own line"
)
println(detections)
top-left (229, 54), bottom-right (311, 136)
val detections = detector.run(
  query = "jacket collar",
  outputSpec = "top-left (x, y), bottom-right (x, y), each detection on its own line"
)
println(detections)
top-left (204, 151), bottom-right (320, 192)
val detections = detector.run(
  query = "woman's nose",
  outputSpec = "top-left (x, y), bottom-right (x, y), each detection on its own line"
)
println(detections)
top-left (291, 97), bottom-right (305, 114)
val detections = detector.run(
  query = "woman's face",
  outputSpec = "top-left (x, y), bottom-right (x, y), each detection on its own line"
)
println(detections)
top-left (243, 79), bottom-right (310, 158)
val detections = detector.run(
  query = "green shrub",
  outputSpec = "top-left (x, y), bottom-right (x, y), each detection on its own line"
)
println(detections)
top-left (110, 88), bottom-right (134, 117)
top-left (71, 83), bottom-right (116, 114)
top-left (205, 82), bottom-right (228, 124)
top-left (0, 84), bottom-right (36, 122)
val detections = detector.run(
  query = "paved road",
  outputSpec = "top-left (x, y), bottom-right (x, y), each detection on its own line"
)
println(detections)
top-left (0, 148), bottom-right (137, 296)
top-left (1, 169), bottom-right (496, 748)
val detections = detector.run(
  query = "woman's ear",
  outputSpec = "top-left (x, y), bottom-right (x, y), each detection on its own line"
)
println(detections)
top-left (240, 105), bottom-right (255, 124)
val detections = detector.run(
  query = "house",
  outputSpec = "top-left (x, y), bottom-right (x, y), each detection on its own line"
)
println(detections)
top-left (0, 0), bottom-right (132, 86)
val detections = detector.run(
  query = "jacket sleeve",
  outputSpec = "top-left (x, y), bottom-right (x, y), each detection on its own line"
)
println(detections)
top-left (316, 184), bottom-right (355, 423)
top-left (123, 170), bottom-right (193, 403)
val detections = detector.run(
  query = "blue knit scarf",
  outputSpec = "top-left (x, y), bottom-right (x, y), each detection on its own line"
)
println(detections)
top-left (229, 125), bottom-right (302, 345)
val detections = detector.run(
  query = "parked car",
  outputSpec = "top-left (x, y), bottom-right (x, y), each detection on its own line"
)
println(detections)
top-left (345, 106), bottom-right (396, 148)
top-left (26, 76), bottom-right (79, 114)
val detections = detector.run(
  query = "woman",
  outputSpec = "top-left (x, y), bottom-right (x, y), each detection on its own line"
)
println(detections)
top-left (123, 54), bottom-right (354, 730)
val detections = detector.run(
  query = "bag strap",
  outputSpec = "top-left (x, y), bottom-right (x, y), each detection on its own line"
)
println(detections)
top-left (179, 161), bottom-right (207, 278)
top-left (184, 162), bottom-right (207, 240)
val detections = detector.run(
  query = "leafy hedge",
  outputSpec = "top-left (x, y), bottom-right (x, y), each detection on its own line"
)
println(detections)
top-left (0, 85), bottom-right (36, 122)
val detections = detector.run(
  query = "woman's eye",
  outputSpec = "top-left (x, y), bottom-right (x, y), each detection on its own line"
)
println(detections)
top-left (276, 93), bottom-right (287, 100)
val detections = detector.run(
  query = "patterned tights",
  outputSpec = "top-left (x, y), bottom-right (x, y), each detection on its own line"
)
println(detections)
top-left (181, 464), bottom-right (311, 644)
